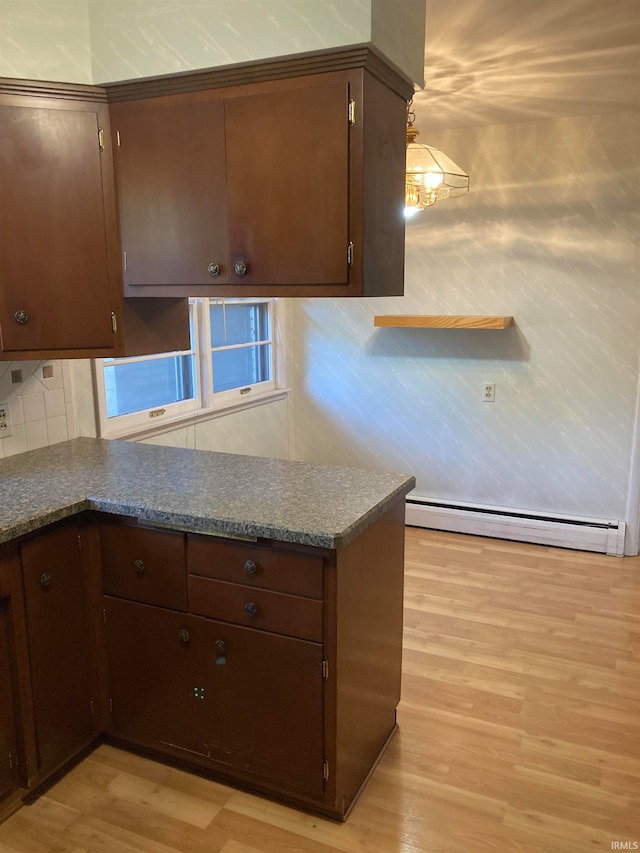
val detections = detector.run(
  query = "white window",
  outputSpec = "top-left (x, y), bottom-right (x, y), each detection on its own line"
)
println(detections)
top-left (95, 297), bottom-right (284, 439)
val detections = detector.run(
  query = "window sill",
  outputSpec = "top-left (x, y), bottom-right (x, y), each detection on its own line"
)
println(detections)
top-left (99, 388), bottom-right (290, 443)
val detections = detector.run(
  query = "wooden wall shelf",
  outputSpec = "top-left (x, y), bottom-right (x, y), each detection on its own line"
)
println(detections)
top-left (373, 315), bottom-right (513, 330)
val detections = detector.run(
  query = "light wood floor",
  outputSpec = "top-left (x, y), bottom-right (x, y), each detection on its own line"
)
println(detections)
top-left (0, 527), bottom-right (638, 852)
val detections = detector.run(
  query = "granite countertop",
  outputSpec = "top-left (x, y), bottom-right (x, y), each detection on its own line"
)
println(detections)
top-left (0, 438), bottom-right (415, 549)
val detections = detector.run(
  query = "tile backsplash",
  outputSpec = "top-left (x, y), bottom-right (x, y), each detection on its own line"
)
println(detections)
top-left (0, 360), bottom-right (78, 458)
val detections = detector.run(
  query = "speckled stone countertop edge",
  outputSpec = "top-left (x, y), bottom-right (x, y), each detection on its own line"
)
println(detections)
top-left (328, 483), bottom-right (415, 548)
top-left (87, 485), bottom-right (414, 550)
top-left (0, 500), bottom-right (92, 546)
top-left (0, 484), bottom-right (415, 550)
top-left (90, 500), bottom-right (339, 548)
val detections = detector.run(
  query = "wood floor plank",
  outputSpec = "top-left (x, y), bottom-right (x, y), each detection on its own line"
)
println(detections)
top-left (202, 805), bottom-right (344, 853)
top-left (0, 798), bottom-right (78, 853)
top-left (90, 745), bottom-right (234, 806)
top-left (105, 773), bottom-right (221, 829)
top-left (60, 812), bottom-right (181, 853)
top-left (0, 527), bottom-right (638, 852)
top-left (219, 841), bottom-right (264, 853)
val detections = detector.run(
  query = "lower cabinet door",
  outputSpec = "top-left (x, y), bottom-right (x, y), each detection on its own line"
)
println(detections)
top-left (197, 613), bottom-right (325, 798)
top-left (104, 597), bottom-right (207, 755)
top-left (0, 599), bottom-right (18, 800)
top-left (104, 597), bottom-right (325, 799)
top-left (21, 524), bottom-right (96, 775)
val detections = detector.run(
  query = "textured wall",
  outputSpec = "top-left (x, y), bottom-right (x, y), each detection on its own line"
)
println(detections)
top-left (88, 0), bottom-right (371, 82)
top-left (290, 110), bottom-right (640, 523)
top-left (0, 0), bottom-right (92, 81)
top-left (419, 0), bottom-right (640, 131)
top-left (87, 0), bottom-right (424, 85)
top-left (0, 1), bottom-right (422, 86)
top-left (371, 0), bottom-right (424, 85)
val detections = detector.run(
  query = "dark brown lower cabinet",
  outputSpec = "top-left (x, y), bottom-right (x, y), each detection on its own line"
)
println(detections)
top-left (104, 596), bottom-right (325, 798)
top-left (100, 502), bottom-right (405, 819)
top-left (21, 524), bottom-right (97, 776)
top-left (0, 500), bottom-right (405, 822)
top-left (0, 599), bottom-right (18, 800)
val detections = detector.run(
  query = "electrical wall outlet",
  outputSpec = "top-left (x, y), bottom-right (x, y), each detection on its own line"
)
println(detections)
top-left (0, 403), bottom-right (12, 437)
top-left (482, 382), bottom-right (496, 402)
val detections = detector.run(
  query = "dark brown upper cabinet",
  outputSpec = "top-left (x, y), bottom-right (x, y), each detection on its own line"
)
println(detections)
top-left (0, 82), bottom-right (189, 360)
top-left (0, 91), bottom-right (120, 357)
top-left (107, 47), bottom-right (412, 298)
top-left (0, 47), bottom-right (410, 360)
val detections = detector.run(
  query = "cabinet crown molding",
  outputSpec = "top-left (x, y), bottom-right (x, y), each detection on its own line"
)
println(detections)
top-left (0, 78), bottom-right (107, 102)
top-left (0, 44), bottom-right (413, 104)
top-left (101, 43), bottom-right (414, 102)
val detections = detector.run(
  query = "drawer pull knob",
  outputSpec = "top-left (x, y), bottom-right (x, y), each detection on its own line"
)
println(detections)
top-left (14, 309), bottom-right (29, 325)
top-left (178, 629), bottom-right (190, 644)
top-left (245, 602), bottom-right (258, 617)
top-left (244, 560), bottom-right (256, 576)
top-left (215, 639), bottom-right (226, 655)
top-left (134, 559), bottom-right (145, 575)
top-left (40, 572), bottom-right (52, 589)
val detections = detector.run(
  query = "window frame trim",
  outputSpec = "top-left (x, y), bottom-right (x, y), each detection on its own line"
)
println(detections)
top-left (205, 297), bottom-right (276, 405)
top-left (94, 297), bottom-right (286, 440)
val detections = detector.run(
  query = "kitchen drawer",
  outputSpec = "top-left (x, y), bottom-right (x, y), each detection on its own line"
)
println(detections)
top-left (101, 524), bottom-right (187, 610)
top-left (188, 575), bottom-right (322, 642)
top-left (187, 535), bottom-right (323, 599)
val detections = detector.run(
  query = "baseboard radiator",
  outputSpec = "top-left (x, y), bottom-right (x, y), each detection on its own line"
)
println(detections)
top-left (405, 496), bottom-right (626, 556)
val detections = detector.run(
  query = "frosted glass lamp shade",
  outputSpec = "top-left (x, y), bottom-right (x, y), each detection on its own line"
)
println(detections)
top-left (405, 127), bottom-right (470, 216)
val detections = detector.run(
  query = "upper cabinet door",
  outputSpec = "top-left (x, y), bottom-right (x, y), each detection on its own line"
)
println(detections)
top-left (112, 97), bottom-right (229, 288)
top-left (225, 81), bottom-right (349, 288)
top-left (0, 102), bottom-right (116, 353)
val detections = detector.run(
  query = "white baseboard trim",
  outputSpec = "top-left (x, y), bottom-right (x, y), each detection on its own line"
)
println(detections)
top-left (405, 498), bottom-right (626, 556)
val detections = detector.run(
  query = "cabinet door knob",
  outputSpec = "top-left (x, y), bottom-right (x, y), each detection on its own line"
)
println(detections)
top-left (208, 263), bottom-right (221, 278)
top-left (40, 572), bottom-right (52, 589)
top-left (234, 260), bottom-right (248, 277)
top-left (215, 639), bottom-right (226, 655)
top-left (244, 559), bottom-right (256, 576)
top-left (178, 629), bottom-right (190, 644)
top-left (245, 602), bottom-right (258, 617)
top-left (134, 559), bottom-right (145, 575)
top-left (14, 309), bottom-right (29, 325)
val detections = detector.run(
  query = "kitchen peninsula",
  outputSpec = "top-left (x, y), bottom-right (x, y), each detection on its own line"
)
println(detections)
top-left (0, 439), bottom-right (414, 821)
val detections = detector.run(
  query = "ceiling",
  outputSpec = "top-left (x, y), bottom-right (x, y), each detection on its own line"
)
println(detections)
top-left (414, 0), bottom-right (640, 130)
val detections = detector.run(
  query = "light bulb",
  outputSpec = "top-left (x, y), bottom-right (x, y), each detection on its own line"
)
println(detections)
top-left (424, 170), bottom-right (444, 189)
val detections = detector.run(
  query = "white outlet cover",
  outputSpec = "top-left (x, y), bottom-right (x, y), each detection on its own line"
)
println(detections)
top-left (0, 403), bottom-right (12, 437)
top-left (482, 382), bottom-right (496, 402)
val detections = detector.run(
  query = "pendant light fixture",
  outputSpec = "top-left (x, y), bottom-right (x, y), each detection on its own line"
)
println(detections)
top-left (404, 98), bottom-right (470, 217)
